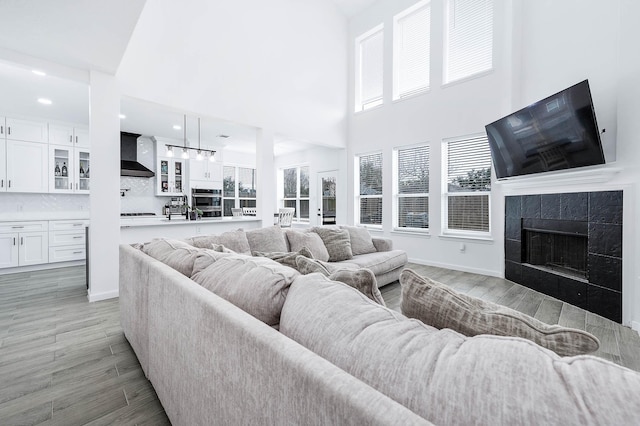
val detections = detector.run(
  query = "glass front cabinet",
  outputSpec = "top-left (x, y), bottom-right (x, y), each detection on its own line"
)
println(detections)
top-left (156, 156), bottom-right (185, 195)
top-left (49, 145), bottom-right (90, 193)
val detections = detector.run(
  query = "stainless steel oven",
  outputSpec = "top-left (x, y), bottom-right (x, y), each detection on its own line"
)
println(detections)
top-left (191, 188), bottom-right (222, 217)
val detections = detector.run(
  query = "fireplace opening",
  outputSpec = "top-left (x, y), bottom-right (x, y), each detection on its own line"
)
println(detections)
top-left (524, 230), bottom-right (587, 280)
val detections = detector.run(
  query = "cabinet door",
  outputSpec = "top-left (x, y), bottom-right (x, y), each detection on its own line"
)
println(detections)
top-left (19, 232), bottom-right (48, 266)
top-left (189, 159), bottom-right (208, 181)
top-left (74, 127), bottom-right (90, 148)
top-left (50, 145), bottom-right (74, 193)
top-left (157, 157), bottom-right (185, 195)
top-left (0, 233), bottom-right (19, 268)
top-left (0, 139), bottom-right (6, 192)
top-left (7, 141), bottom-right (49, 192)
top-left (209, 163), bottom-right (223, 181)
top-left (5, 118), bottom-right (48, 143)
top-left (75, 148), bottom-right (90, 192)
top-left (49, 124), bottom-right (75, 146)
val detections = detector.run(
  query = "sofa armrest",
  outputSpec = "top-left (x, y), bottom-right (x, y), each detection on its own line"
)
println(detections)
top-left (372, 237), bottom-right (393, 252)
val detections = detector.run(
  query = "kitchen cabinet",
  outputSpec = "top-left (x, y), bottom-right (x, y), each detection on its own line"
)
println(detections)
top-left (157, 156), bottom-right (186, 195)
top-left (50, 145), bottom-right (90, 193)
top-left (4, 140), bottom-right (48, 192)
top-left (49, 220), bottom-right (88, 263)
top-left (0, 221), bottom-right (49, 268)
top-left (49, 124), bottom-right (90, 148)
top-left (2, 117), bottom-right (48, 144)
top-left (190, 160), bottom-right (223, 189)
top-left (0, 139), bottom-right (5, 191)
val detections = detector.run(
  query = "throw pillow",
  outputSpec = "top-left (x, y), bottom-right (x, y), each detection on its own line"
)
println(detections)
top-left (187, 229), bottom-right (251, 255)
top-left (285, 229), bottom-right (330, 262)
top-left (254, 247), bottom-right (314, 268)
top-left (340, 225), bottom-right (377, 255)
top-left (246, 225), bottom-right (288, 254)
top-left (141, 238), bottom-right (201, 276)
top-left (329, 268), bottom-right (386, 306)
top-left (312, 227), bottom-right (353, 261)
top-left (211, 243), bottom-right (235, 253)
top-left (191, 249), bottom-right (239, 276)
top-left (295, 256), bottom-right (331, 276)
top-left (399, 269), bottom-right (600, 357)
top-left (191, 255), bottom-right (298, 327)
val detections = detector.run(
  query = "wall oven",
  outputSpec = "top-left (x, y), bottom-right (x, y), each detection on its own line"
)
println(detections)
top-left (191, 188), bottom-right (222, 217)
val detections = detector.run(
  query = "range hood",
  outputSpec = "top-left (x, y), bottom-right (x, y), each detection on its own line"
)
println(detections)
top-left (120, 132), bottom-right (155, 178)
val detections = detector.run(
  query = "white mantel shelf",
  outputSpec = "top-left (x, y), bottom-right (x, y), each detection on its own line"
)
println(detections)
top-left (494, 167), bottom-right (622, 192)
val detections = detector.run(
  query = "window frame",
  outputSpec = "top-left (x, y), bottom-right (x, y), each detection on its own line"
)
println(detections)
top-left (393, 0), bottom-right (432, 101)
top-left (355, 151), bottom-right (384, 229)
top-left (355, 23), bottom-right (385, 113)
top-left (280, 165), bottom-right (310, 223)
top-left (441, 133), bottom-right (492, 238)
top-left (222, 165), bottom-right (257, 217)
top-left (393, 143), bottom-right (430, 232)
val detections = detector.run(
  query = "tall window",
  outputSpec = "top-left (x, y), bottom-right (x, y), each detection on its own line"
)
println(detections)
top-left (444, 135), bottom-right (492, 234)
top-left (393, 0), bottom-right (431, 99)
top-left (355, 24), bottom-right (384, 112)
top-left (282, 166), bottom-right (309, 221)
top-left (443, 0), bottom-right (493, 84)
top-left (395, 145), bottom-right (429, 229)
top-left (223, 166), bottom-right (257, 216)
top-left (357, 152), bottom-right (383, 226)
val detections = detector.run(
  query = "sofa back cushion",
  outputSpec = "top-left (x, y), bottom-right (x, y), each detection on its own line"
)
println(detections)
top-left (191, 254), bottom-right (298, 327)
top-left (141, 238), bottom-right (201, 276)
top-left (279, 275), bottom-right (640, 426)
top-left (246, 225), bottom-right (288, 254)
top-left (285, 229), bottom-right (330, 262)
top-left (340, 225), bottom-right (377, 255)
top-left (312, 227), bottom-right (353, 261)
top-left (400, 269), bottom-right (600, 357)
top-left (186, 229), bottom-right (251, 255)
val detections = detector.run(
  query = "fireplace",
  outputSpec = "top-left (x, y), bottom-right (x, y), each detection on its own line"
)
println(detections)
top-left (505, 191), bottom-right (623, 323)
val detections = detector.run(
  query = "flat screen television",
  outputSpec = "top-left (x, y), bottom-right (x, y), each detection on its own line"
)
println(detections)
top-left (485, 80), bottom-right (605, 180)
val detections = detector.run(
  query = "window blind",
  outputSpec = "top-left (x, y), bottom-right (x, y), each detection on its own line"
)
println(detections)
top-left (398, 145), bottom-right (429, 194)
top-left (444, 0), bottom-right (493, 84)
top-left (394, 2), bottom-right (431, 98)
top-left (358, 27), bottom-right (384, 110)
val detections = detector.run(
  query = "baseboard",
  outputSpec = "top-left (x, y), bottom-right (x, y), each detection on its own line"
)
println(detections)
top-left (407, 258), bottom-right (501, 278)
top-left (88, 289), bottom-right (119, 302)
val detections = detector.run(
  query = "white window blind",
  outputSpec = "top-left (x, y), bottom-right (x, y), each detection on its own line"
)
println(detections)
top-left (445, 135), bottom-right (491, 232)
top-left (394, 1), bottom-right (431, 99)
top-left (358, 152), bottom-right (383, 225)
top-left (444, 0), bottom-right (493, 84)
top-left (396, 145), bottom-right (429, 229)
top-left (356, 26), bottom-right (384, 111)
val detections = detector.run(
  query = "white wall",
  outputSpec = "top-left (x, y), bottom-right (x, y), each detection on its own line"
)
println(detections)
top-left (116, 0), bottom-right (349, 149)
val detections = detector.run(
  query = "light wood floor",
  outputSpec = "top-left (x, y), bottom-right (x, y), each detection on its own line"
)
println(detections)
top-left (2, 264), bottom-right (640, 426)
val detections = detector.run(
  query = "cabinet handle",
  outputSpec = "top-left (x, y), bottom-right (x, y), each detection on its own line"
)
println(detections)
top-left (73, 223), bottom-right (83, 226)
top-left (7, 126), bottom-right (10, 135)
top-left (75, 136), bottom-right (78, 143)
top-left (20, 237), bottom-right (23, 245)
top-left (1, 179), bottom-right (3, 188)
top-left (73, 251), bottom-right (83, 254)
top-left (8, 180), bottom-right (10, 188)
top-left (11, 226), bottom-right (24, 229)
top-left (76, 183), bottom-right (78, 190)
top-left (70, 135), bottom-right (73, 143)
top-left (13, 237), bottom-right (16, 246)
top-left (0, 125), bottom-right (3, 134)
top-left (73, 236), bottom-right (83, 239)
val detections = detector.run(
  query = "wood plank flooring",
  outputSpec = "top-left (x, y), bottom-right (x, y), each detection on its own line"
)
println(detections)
top-left (2, 263), bottom-right (639, 426)
top-left (0, 266), bottom-right (169, 426)
top-left (383, 263), bottom-right (640, 372)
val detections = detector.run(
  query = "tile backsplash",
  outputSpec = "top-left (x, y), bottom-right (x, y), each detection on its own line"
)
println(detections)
top-left (0, 193), bottom-right (89, 214)
top-left (120, 176), bottom-right (168, 215)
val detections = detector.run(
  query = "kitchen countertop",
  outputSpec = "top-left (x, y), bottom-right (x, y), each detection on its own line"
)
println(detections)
top-left (120, 216), bottom-right (262, 227)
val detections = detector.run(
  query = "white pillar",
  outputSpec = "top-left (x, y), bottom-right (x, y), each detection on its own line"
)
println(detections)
top-left (88, 71), bottom-right (121, 302)
top-left (256, 128), bottom-right (275, 228)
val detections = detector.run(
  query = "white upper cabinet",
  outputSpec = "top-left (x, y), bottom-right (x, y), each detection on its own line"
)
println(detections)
top-left (49, 124), bottom-right (90, 148)
top-left (4, 117), bottom-right (48, 144)
top-left (0, 139), bottom-right (6, 192)
top-left (49, 145), bottom-right (90, 193)
top-left (6, 140), bottom-right (48, 192)
top-left (190, 161), bottom-right (223, 189)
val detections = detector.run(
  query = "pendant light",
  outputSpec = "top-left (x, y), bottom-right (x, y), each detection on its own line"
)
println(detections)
top-left (181, 114), bottom-right (189, 159)
top-left (196, 117), bottom-right (203, 161)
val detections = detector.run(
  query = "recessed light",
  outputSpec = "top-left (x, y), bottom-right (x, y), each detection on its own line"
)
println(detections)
top-left (37, 98), bottom-right (52, 105)
top-left (32, 70), bottom-right (46, 76)
top-left (173, 125), bottom-right (181, 130)
top-left (119, 114), bottom-right (126, 119)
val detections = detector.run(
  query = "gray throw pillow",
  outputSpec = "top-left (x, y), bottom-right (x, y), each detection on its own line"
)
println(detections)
top-left (341, 225), bottom-right (377, 255)
top-left (285, 229), bottom-right (330, 262)
top-left (254, 247), bottom-right (314, 268)
top-left (312, 227), bottom-right (353, 261)
top-left (329, 268), bottom-right (385, 306)
top-left (141, 238), bottom-right (201, 276)
top-left (400, 269), bottom-right (600, 357)
top-left (295, 256), bottom-right (332, 276)
top-left (187, 229), bottom-right (251, 255)
top-left (191, 249), bottom-right (239, 276)
top-left (246, 225), bottom-right (288, 254)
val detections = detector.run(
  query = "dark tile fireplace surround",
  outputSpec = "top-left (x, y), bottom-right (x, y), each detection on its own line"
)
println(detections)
top-left (505, 191), bottom-right (622, 323)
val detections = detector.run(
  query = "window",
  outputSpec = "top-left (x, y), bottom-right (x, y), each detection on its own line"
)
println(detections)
top-left (357, 152), bottom-right (383, 226)
top-left (443, 0), bottom-right (493, 84)
top-left (282, 166), bottom-right (309, 221)
top-left (223, 166), bottom-right (256, 216)
top-left (395, 145), bottom-right (429, 229)
top-left (355, 24), bottom-right (384, 112)
top-left (393, 1), bottom-right (431, 99)
top-left (443, 135), bottom-right (491, 234)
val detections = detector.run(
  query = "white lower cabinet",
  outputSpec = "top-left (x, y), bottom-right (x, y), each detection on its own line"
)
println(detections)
top-left (0, 221), bottom-right (48, 268)
top-left (48, 220), bottom-right (88, 263)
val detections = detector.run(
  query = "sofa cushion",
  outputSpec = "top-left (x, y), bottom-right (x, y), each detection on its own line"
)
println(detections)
top-left (254, 247), bottom-right (314, 269)
top-left (285, 229), bottom-right (330, 262)
top-left (329, 269), bottom-right (385, 306)
top-left (191, 254), bottom-right (298, 327)
top-left (246, 225), bottom-right (288, 254)
top-left (187, 229), bottom-right (251, 255)
top-left (295, 256), bottom-right (332, 275)
top-left (340, 225), bottom-right (377, 255)
top-left (400, 269), bottom-right (600, 357)
top-left (340, 250), bottom-right (408, 277)
top-left (141, 238), bottom-right (201, 276)
top-left (312, 227), bottom-right (353, 261)
top-left (191, 249), bottom-right (237, 276)
top-left (280, 275), bottom-right (640, 426)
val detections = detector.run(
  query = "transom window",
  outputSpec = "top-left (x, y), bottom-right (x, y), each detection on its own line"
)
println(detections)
top-left (395, 145), bottom-right (429, 230)
top-left (393, 0), bottom-right (431, 99)
top-left (356, 152), bottom-right (383, 226)
top-left (355, 24), bottom-right (384, 112)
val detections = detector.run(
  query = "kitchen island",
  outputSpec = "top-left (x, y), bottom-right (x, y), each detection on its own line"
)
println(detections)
top-left (120, 216), bottom-right (262, 244)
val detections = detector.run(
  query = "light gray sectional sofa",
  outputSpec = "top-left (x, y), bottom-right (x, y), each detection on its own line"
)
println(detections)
top-left (120, 226), bottom-right (640, 425)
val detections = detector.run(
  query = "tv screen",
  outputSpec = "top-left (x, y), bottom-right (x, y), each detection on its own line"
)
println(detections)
top-left (485, 80), bottom-right (605, 179)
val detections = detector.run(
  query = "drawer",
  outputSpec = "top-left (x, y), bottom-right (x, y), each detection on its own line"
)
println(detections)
top-left (49, 245), bottom-right (85, 263)
top-left (49, 220), bottom-right (88, 231)
top-left (0, 221), bottom-right (48, 234)
top-left (49, 230), bottom-right (85, 246)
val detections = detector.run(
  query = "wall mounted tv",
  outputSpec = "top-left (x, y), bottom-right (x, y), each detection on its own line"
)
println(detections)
top-left (485, 80), bottom-right (605, 180)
